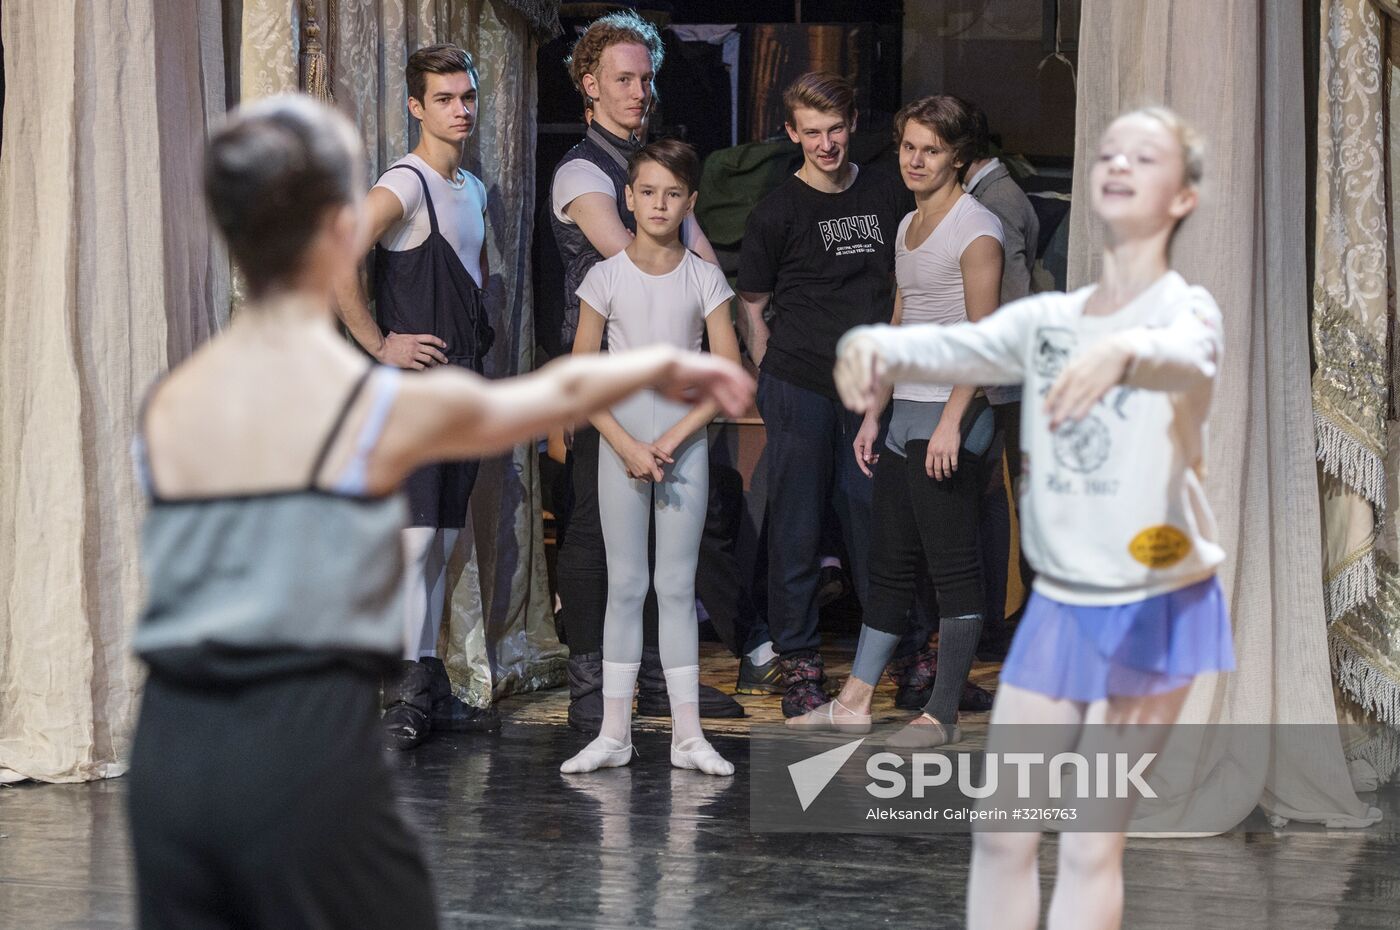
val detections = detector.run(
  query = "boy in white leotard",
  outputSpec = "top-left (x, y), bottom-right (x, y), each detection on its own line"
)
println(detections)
top-left (561, 139), bottom-right (743, 777)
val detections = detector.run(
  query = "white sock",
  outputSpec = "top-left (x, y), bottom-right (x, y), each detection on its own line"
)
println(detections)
top-left (746, 641), bottom-right (777, 666)
top-left (600, 660), bottom-right (640, 743)
top-left (664, 665), bottom-right (704, 745)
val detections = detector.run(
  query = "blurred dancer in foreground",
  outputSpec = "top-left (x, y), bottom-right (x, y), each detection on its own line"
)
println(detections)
top-left (125, 95), bottom-right (752, 930)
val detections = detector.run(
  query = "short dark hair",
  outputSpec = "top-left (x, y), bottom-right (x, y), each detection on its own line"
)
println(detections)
top-left (406, 44), bottom-right (478, 105)
top-left (204, 95), bottom-right (361, 297)
top-left (627, 138), bottom-right (701, 193)
top-left (566, 11), bottom-right (665, 101)
top-left (782, 71), bottom-right (856, 124)
top-left (894, 95), bottom-right (980, 183)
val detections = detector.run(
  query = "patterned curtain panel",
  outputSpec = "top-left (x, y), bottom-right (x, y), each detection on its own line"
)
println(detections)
top-left (1067, 0), bottom-right (1378, 826)
top-left (0, 0), bottom-right (229, 783)
top-left (238, 0), bottom-right (562, 706)
top-left (1314, 0), bottom-right (1400, 785)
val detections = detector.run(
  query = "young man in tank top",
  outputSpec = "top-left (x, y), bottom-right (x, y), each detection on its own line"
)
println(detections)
top-left (333, 44), bottom-right (497, 749)
top-left (549, 11), bottom-right (754, 732)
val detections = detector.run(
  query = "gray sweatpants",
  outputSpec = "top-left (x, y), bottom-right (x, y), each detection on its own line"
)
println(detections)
top-left (598, 390), bottom-right (708, 670)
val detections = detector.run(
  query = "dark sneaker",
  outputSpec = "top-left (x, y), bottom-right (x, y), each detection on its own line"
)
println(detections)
top-left (736, 654), bottom-right (784, 694)
top-left (778, 653), bottom-right (829, 718)
top-left (959, 681), bottom-right (995, 713)
top-left (888, 646), bottom-right (938, 711)
top-left (382, 660), bottom-right (433, 751)
top-left (816, 565), bottom-right (850, 608)
top-left (636, 647), bottom-right (746, 718)
top-left (566, 651), bottom-right (604, 735)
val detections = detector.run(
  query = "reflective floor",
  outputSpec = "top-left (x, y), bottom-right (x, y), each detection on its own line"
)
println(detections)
top-left (2, 720), bottom-right (1399, 929)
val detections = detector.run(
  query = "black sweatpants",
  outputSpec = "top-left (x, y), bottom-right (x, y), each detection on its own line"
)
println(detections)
top-left (127, 665), bottom-right (437, 930)
top-left (863, 439), bottom-right (985, 635)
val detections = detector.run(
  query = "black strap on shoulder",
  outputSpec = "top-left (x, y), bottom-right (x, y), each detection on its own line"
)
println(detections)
top-left (307, 365), bottom-right (378, 488)
top-left (585, 126), bottom-right (631, 172)
top-left (386, 163), bottom-right (439, 236)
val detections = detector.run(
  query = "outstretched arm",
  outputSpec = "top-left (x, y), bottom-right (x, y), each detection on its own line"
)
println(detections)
top-left (375, 346), bottom-right (753, 484)
top-left (835, 301), bottom-right (1031, 415)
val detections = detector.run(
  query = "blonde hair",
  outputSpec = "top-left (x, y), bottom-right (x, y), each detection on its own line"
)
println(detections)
top-left (782, 72), bottom-right (856, 123)
top-left (1120, 106), bottom-right (1205, 187)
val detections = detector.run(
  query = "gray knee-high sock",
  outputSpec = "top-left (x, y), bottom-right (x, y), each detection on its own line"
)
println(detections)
top-left (923, 613), bottom-right (983, 730)
top-left (851, 625), bottom-right (903, 686)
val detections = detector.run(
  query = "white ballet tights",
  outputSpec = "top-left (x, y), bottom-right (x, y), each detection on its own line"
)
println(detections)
top-left (401, 527), bottom-right (459, 659)
top-left (966, 683), bottom-right (1191, 930)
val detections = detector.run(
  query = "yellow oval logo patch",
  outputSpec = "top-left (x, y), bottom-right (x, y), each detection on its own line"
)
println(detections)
top-left (1128, 526), bottom-right (1191, 569)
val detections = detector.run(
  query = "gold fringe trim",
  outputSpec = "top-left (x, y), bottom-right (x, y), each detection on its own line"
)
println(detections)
top-left (1330, 623), bottom-right (1400, 728)
top-left (1314, 410), bottom-right (1388, 510)
top-left (1324, 543), bottom-right (1379, 621)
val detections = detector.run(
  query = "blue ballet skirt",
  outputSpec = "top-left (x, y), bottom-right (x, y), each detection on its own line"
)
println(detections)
top-left (999, 576), bottom-right (1235, 702)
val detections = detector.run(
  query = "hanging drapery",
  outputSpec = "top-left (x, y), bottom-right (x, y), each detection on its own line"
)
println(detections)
top-left (242, 0), bottom-right (563, 705)
top-left (1313, 0), bottom-right (1400, 786)
top-left (0, 0), bottom-right (229, 783)
top-left (1067, 0), bottom-right (1379, 827)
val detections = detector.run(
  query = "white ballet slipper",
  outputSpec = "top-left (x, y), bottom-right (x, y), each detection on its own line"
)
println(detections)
top-left (885, 713), bottom-right (961, 750)
top-left (784, 698), bottom-right (872, 734)
top-left (670, 737), bottom-right (734, 777)
top-left (560, 735), bottom-right (633, 774)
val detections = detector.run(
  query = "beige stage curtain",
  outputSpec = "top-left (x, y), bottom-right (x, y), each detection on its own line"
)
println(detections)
top-left (0, 0), bottom-right (230, 783)
top-left (1067, 0), bottom-right (1379, 826)
top-left (236, 0), bottom-right (564, 705)
top-left (1314, 0), bottom-right (1400, 787)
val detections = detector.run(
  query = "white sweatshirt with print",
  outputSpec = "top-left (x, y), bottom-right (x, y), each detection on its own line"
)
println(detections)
top-left (842, 270), bottom-right (1225, 606)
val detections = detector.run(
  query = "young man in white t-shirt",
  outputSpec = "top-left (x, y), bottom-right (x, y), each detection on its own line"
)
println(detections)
top-left (548, 11), bottom-right (750, 733)
top-left (332, 44), bottom-right (498, 749)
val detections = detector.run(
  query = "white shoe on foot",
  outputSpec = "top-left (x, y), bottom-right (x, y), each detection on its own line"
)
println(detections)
top-left (560, 735), bottom-right (633, 774)
top-left (670, 737), bottom-right (734, 776)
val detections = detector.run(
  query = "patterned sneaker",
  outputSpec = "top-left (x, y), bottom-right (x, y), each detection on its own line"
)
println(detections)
top-left (888, 646), bottom-right (938, 711)
top-left (736, 654), bottom-right (784, 694)
top-left (778, 653), bottom-right (829, 718)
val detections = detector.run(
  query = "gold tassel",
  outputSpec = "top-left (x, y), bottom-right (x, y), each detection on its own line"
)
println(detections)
top-left (299, 0), bottom-right (332, 103)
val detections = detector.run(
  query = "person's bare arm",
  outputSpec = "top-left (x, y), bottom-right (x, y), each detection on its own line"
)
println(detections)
top-left (925, 236), bottom-right (1004, 479)
top-left (574, 301), bottom-right (671, 482)
top-left (737, 291), bottom-right (772, 366)
top-left (654, 304), bottom-right (743, 459)
top-left (684, 216), bottom-right (720, 266)
top-left (332, 186), bottom-right (449, 368)
top-left (373, 346), bottom-right (753, 485)
top-left (566, 192), bottom-right (634, 258)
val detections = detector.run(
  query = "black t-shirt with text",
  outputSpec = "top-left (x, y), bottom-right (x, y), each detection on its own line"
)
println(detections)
top-left (738, 166), bottom-right (911, 398)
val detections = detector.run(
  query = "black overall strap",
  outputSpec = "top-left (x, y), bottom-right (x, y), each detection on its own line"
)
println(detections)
top-left (307, 365), bottom-right (378, 489)
top-left (386, 164), bottom-right (440, 237)
top-left (586, 125), bottom-right (632, 172)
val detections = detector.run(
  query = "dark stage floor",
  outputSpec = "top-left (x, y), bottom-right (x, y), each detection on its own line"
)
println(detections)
top-left (2, 718), bottom-right (1400, 930)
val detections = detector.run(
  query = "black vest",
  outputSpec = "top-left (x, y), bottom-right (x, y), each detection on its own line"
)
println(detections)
top-left (550, 125), bottom-right (638, 349)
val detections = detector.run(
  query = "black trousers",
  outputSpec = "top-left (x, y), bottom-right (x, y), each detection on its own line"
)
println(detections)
top-left (555, 425), bottom-right (760, 657)
top-left (127, 665), bottom-right (437, 930)
top-left (864, 439), bottom-right (985, 635)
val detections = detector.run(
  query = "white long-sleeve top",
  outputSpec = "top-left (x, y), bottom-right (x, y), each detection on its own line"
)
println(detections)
top-left (842, 270), bottom-right (1225, 605)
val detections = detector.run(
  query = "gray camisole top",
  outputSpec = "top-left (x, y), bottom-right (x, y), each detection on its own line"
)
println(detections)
top-left (131, 365), bottom-right (409, 666)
